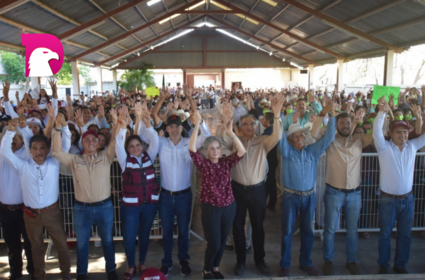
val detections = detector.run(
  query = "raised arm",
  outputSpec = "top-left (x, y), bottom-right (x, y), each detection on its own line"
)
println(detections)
top-left (115, 118), bottom-right (129, 171)
top-left (224, 114), bottom-right (246, 157)
top-left (310, 102), bottom-right (337, 158)
top-left (43, 103), bottom-right (55, 139)
top-left (264, 93), bottom-right (284, 153)
top-left (2, 81), bottom-right (19, 119)
top-left (189, 111), bottom-right (201, 153)
top-left (373, 96), bottom-right (390, 152)
top-left (411, 104), bottom-right (422, 135)
top-left (0, 119), bottom-right (24, 171)
top-left (151, 87), bottom-right (168, 126)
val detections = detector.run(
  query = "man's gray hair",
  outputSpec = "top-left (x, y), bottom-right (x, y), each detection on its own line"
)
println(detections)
top-left (239, 114), bottom-right (259, 126)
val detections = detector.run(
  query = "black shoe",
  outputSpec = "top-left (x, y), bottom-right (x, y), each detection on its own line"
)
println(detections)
top-left (256, 263), bottom-right (270, 276)
top-left (180, 260), bottom-right (191, 276)
top-left (76, 275), bottom-right (87, 280)
top-left (234, 263), bottom-right (245, 276)
top-left (107, 270), bottom-right (118, 280)
top-left (202, 271), bottom-right (215, 279)
top-left (160, 265), bottom-right (173, 277)
top-left (8, 274), bottom-right (22, 280)
top-left (394, 267), bottom-right (408, 274)
top-left (379, 266), bottom-right (388, 274)
top-left (224, 245), bottom-right (233, 251)
top-left (212, 271), bottom-right (224, 279)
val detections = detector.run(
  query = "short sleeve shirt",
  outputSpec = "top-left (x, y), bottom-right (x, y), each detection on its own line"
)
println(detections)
top-left (190, 150), bottom-right (243, 207)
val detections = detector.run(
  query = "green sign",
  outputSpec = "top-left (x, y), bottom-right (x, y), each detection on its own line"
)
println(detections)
top-left (371, 85), bottom-right (401, 105)
top-left (145, 87), bottom-right (160, 98)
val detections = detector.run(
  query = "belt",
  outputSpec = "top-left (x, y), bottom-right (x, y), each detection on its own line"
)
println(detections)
top-left (161, 187), bottom-right (191, 196)
top-left (31, 201), bottom-right (58, 214)
top-left (0, 202), bottom-right (24, 211)
top-left (75, 196), bottom-right (111, 207)
top-left (232, 180), bottom-right (264, 190)
top-left (327, 185), bottom-right (361, 193)
top-left (380, 190), bottom-right (412, 199)
top-left (283, 187), bottom-right (315, 196)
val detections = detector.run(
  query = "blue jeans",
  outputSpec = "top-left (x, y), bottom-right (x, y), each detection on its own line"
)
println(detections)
top-left (323, 185), bottom-right (361, 263)
top-left (160, 190), bottom-right (192, 267)
top-left (121, 204), bottom-right (158, 267)
top-left (73, 199), bottom-right (116, 275)
top-left (280, 192), bottom-right (316, 269)
top-left (378, 193), bottom-right (414, 268)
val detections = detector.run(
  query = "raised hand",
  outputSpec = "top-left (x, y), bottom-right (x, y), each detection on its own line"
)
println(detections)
top-left (48, 78), bottom-right (57, 93)
top-left (2, 81), bottom-right (10, 101)
top-left (75, 109), bottom-right (84, 127)
top-left (18, 114), bottom-right (26, 128)
top-left (141, 110), bottom-right (151, 127)
top-left (272, 93), bottom-right (285, 117)
top-left (17, 106), bottom-right (25, 116)
top-left (410, 104), bottom-right (421, 118)
top-left (307, 90), bottom-right (315, 103)
top-left (8, 118), bottom-right (18, 131)
top-left (46, 103), bottom-right (55, 119)
top-left (110, 108), bottom-right (118, 124)
top-left (134, 102), bottom-right (142, 118)
top-left (193, 110), bottom-right (202, 126)
top-left (98, 105), bottom-right (105, 119)
top-left (55, 114), bottom-right (66, 128)
top-left (292, 111), bottom-right (300, 124)
top-left (378, 95), bottom-right (389, 113)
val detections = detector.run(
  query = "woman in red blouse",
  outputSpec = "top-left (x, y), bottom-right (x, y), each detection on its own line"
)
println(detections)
top-left (189, 111), bottom-right (246, 279)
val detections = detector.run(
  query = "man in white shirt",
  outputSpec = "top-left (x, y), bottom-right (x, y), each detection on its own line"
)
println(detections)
top-left (232, 99), bottom-right (247, 127)
top-left (373, 96), bottom-right (425, 274)
top-left (0, 129), bottom-right (35, 280)
top-left (0, 118), bottom-right (71, 280)
top-left (208, 86), bottom-right (216, 108)
top-left (138, 114), bottom-right (210, 277)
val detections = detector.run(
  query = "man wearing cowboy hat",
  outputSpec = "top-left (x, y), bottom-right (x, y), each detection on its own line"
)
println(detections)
top-left (278, 101), bottom-right (336, 277)
top-left (283, 91), bottom-right (323, 132)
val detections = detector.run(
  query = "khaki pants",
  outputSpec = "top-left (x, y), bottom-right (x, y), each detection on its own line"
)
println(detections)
top-left (23, 206), bottom-right (71, 278)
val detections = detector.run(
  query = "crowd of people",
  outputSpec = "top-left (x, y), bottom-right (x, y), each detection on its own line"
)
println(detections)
top-left (0, 79), bottom-right (425, 280)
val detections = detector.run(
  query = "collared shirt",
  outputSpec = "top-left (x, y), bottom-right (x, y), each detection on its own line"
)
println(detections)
top-left (225, 117), bottom-right (282, 186)
top-left (0, 131), bottom-right (60, 208)
top-left (373, 111), bottom-right (425, 195)
top-left (0, 144), bottom-right (26, 205)
top-left (53, 137), bottom-right (116, 203)
top-left (138, 120), bottom-right (210, 191)
top-left (326, 133), bottom-right (373, 190)
top-left (283, 101), bottom-right (323, 131)
top-left (280, 117), bottom-right (336, 191)
top-left (115, 127), bottom-right (159, 172)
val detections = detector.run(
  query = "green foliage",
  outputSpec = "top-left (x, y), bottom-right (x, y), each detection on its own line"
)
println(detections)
top-left (0, 51), bottom-right (26, 84)
top-left (54, 62), bottom-right (73, 85)
top-left (118, 64), bottom-right (155, 92)
top-left (79, 65), bottom-right (92, 86)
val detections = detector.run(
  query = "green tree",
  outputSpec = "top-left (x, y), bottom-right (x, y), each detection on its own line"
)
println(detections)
top-left (118, 64), bottom-right (155, 92)
top-left (54, 62), bottom-right (72, 85)
top-left (0, 51), bottom-right (26, 84)
top-left (79, 65), bottom-right (92, 94)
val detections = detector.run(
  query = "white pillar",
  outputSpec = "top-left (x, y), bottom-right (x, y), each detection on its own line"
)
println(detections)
top-left (71, 61), bottom-right (80, 97)
top-left (337, 59), bottom-right (344, 92)
top-left (308, 64), bottom-right (314, 90)
top-left (96, 66), bottom-right (103, 94)
top-left (112, 70), bottom-right (117, 92)
top-left (384, 50), bottom-right (394, 86)
top-left (30, 77), bottom-right (40, 91)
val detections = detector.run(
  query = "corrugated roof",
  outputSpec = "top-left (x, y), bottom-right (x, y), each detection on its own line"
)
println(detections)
top-left (0, 0), bottom-right (424, 68)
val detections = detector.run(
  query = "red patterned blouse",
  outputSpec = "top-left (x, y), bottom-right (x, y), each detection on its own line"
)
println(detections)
top-left (190, 150), bottom-right (243, 207)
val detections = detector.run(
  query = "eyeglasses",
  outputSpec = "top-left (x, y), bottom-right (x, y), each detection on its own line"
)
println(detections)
top-left (241, 122), bottom-right (256, 127)
top-left (83, 138), bottom-right (98, 143)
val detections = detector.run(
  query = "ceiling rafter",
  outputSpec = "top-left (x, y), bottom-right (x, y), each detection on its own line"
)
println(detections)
top-left (212, 0), bottom-right (344, 58)
top-left (0, 0), bottom-right (30, 15)
top-left (285, 0), bottom-right (406, 51)
top-left (69, 1), bottom-right (196, 61)
top-left (279, 0), bottom-right (403, 52)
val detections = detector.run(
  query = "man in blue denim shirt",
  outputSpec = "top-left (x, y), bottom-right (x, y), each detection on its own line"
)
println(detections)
top-left (283, 91), bottom-right (323, 131)
top-left (278, 102), bottom-right (336, 277)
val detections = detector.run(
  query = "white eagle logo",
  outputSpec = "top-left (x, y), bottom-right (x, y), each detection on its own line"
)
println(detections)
top-left (28, 47), bottom-right (59, 77)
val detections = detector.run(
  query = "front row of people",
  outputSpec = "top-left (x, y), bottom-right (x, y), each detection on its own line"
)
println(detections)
top-left (0, 94), bottom-right (424, 280)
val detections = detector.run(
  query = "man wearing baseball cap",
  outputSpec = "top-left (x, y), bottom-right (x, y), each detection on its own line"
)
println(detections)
top-left (53, 113), bottom-right (119, 280)
top-left (373, 96), bottom-right (425, 274)
top-left (138, 111), bottom-right (210, 277)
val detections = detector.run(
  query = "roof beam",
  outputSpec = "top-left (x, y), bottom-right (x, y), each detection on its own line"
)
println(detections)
top-left (57, 0), bottom-right (148, 41)
top-left (279, 0), bottom-right (403, 52)
top-left (69, 1), bottom-right (196, 61)
top-left (96, 17), bottom-right (201, 66)
top-left (0, 16), bottom-right (118, 60)
top-left (213, 0), bottom-right (344, 58)
top-left (286, 0), bottom-right (406, 50)
top-left (161, 0), bottom-right (175, 29)
top-left (239, 0), bottom-right (260, 29)
top-left (0, 0), bottom-right (30, 15)
top-left (253, 4), bottom-right (290, 37)
top-left (206, 15), bottom-right (315, 64)
top-left (132, 5), bottom-right (163, 42)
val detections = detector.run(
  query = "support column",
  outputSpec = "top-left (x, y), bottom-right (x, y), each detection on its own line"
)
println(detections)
top-left (112, 69), bottom-right (117, 92)
top-left (337, 59), bottom-right (344, 92)
top-left (383, 50), bottom-right (394, 86)
top-left (221, 69), bottom-right (225, 89)
top-left (183, 69), bottom-right (187, 85)
top-left (96, 66), bottom-right (103, 94)
top-left (71, 61), bottom-right (80, 97)
top-left (30, 77), bottom-right (40, 91)
top-left (308, 64), bottom-right (314, 90)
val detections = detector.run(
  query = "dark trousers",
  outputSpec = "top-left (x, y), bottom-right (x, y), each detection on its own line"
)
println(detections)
top-left (232, 182), bottom-right (267, 265)
top-left (0, 207), bottom-right (34, 276)
top-left (265, 167), bottom-right (277, 209)
top-left (201, 202), bottom-right (236, 271)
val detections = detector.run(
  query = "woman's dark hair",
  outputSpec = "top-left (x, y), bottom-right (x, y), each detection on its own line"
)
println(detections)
top-left (125, 135), bottom-right (143, 153)
top-left (87, 124), bottom-right (99, 132)
top-left (354, 105), bottom-right (365, 112)
top-left (97, 132), bottom-right (106, 151)
top-left (69, 127), bottom-right (80, 146)
top-left (30, 134), bottom-right (50, 149)
top-left (355, 125), bottom-right (366, 134)
top-left (38, 89), bottom-right (50, 104)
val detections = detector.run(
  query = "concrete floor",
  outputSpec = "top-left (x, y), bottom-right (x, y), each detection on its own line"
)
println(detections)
top-left (1, 199), bottom-right (425, 280)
